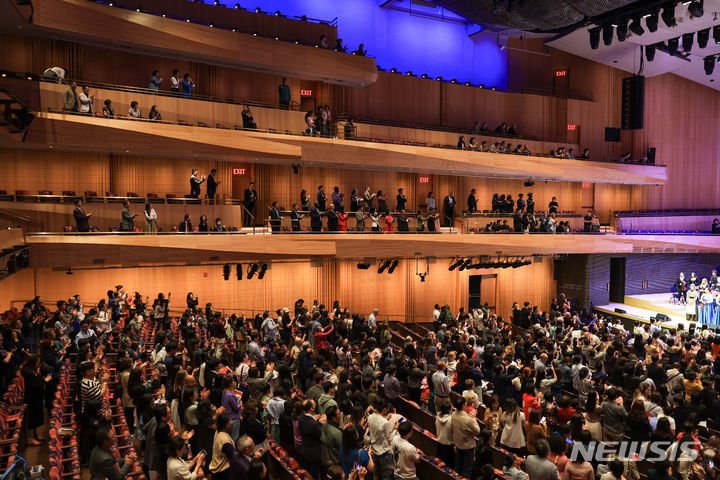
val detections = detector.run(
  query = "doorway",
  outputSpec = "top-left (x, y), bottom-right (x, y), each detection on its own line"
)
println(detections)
top-left (609, 257), bottom-right (626, 303)
top-left (469, 274), bottom-right (497, 311)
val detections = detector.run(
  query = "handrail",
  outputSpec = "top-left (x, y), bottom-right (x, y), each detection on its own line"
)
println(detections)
top-left (239, 203), bottom-right (256, 234)
top-left (0, 193), bottom-right (245, 205)
top-left (2, 70), bottom-right (302, 112)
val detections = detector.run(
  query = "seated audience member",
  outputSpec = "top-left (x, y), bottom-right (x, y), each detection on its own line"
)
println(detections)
top-left (457, 136), bottom-right (466, 149)
top-left (479, 121), bottom-right (489, 132)
top-left (335, 38), bottom-right (347, 52)
top-left (242, 106), bottom-right (257, 129)
top-left (149, 105), bottom-right (162, 121)
top-left (508, 124), bottom-right (518, 135)
top-left (567, 148), bottom-right (575, 159)
top-left (495, 122), bottom-right (507, 134)
top-left (90, 427), bottom-right (137, 480)
top-left (212, 218), bottom-right (227, 232)
top-left (352, 44), bottom-right (367, 56)
top-left (319, 34), bottom-right (329, 48)
top-left (581, 148), bottom-right (590, 160)
top-left (179, 214), bottom-right (192, 233)
top-left (712, 218), bottom-right (720, 234)
top-left (468, 137), bottom-right (477, 150)
top-left (103, 99), bottom-right (115, 118)
top-left (480, 140), bottom-right (488, 152)
top-left (149, 70), bottom-right (163, 91)
top-left (128, 101), bottom-right (141, 118)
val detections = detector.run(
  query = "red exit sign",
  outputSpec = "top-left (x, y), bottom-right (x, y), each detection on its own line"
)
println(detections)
top-left (567, 124), bottom-right (576, 131)
top-left (300, 89), bottom-right (313, 96)
top-left (419, 176), bottom-right (430, 183)
top-left (582, 182), bottom-right (591, 188)
top-left (232, 168), bottom-right (246, 175)
top-left (556, 70), bottom-right (567, 77)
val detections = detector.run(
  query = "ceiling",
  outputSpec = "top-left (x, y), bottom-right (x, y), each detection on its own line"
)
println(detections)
top-left (547, 1), bottom-right (720, 91)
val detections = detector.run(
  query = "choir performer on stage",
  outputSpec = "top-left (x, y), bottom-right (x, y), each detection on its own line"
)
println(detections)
top-left (677, 272), bottom-right (687, 304)
top-left (686, 283), bottom-right (697, 322)
top-left (698, 286), bottom-right (715, 325)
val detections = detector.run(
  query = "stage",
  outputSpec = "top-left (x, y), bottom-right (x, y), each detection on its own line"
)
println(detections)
top-left (595, 292), bottom-right (690, 329)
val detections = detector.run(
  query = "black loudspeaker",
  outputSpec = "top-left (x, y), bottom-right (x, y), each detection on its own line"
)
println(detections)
top-left (656, 313), bottom-right (670, 322)
top-left (605, 127), bottom-right (621, 142)
top-left (614, 308), bottom-right (627, 314)
top-left (647, 147), bottom-right (656, 165)
top-left (621, 76), bottom-right (644, 130)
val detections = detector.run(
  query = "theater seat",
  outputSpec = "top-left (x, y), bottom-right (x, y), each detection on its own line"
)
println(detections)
top-left (38, 190), bottom-right (53, 195)
top-left (84, 191), bottom-right (97, 197)
top-left (165, 194), bottom-right (177, 199)
top-left (62, 191), bottom-right (76, 197)
top-left (146, 193), bottom-right (158, 199)
top-left (126, 192), bottom-right (138, 197)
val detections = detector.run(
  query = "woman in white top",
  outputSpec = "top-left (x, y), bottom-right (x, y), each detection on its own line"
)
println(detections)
top-left (96, 299), bottom-right (111, 333)
top-left (78, 86), bottom-right (94, 114)
top-left (129, 101), bottom-right (141, 118)
top-left (144, 202), bottom-right (158, 234)
top-left (500, 399), bottom-right (526, 454)
top-left (686, 284), bottom-right (698, 320)
top-left (167, 435), bottom-right (205, 480)
top-left (170, 70), bottom-right (180, 93)
top-left (369, 209), bottom-right (380, 232)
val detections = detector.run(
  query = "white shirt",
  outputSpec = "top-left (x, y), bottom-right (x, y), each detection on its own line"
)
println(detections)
top-left (392, 436), bottom-right (419, 480)
top-left (433, 309), bottom-right (441, 322)
top-left (79, 92), bottom-right (93, 113)
top-left (368, 312), bottom-right (377, 328)
top-left (366, 412), bottom-right (393, 455)
top-left (170, 76), bottom-right (180, 89)
top-left (145, 209), bottom-right (157, 221)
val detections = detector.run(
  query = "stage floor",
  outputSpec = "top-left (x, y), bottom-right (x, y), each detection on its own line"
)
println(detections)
top-left (595, 292), bottom-right (688, 328)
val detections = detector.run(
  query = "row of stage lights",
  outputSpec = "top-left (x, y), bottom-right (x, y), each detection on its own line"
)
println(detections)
top-left (222, 262), bottom-right (267, 280)
top-left (449, 256), bottom-right (532, 271)
top-left (99, 1), bottom-right (336, 46)
top-left (382, 68), bottom-right (500, 90)
top-left (588, 1), bottom-right (720, 75)
top-left (356, 259), bottom-right (400, 274)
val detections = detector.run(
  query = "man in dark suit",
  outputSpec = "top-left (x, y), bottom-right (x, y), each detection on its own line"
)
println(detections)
top-left (396, 188), bottom-right (407, 212)
top-left (310, 203), bottom-right (322, 232)
top-left (178, 214), bottom-right (192, 233)
top-left (443, 192), bottom-right (455, 227)
top-left (189, 168), bottom-right (205, 198)
top-left (326, 204), bottom-right (339, 231)
top-left (316, 185), bottom-right (326, 211)
top-left (467, 188), bottom-right (478, 213)
top-left (120, 201), bottom-right (136, 231)
top-left (269, 201), bottom-right (282, 233)
top-left (290, 203), bottom-right (303, 232)
top-left (298, 399), bottom-right (323, 479)
top-left (206, 168), bottom-right (221, 203)
top-left (518, 302), bottom-right (531, 328)
top-left (73, 199), bottom-right (92, 232)
top-left (397, 210), bottom-right (409, 232)
top-left (243, 182), bottom-right (257, 226)
top-left (230, 435), bottom-right (263, 480)
top-left (90, 427), bottom-right (136, 480)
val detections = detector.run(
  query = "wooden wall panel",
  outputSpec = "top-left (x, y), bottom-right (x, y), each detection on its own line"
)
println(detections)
top-left (0, 149), bottom-right (109, 195)
top-left (0, 269), bottom-right (36, 311)
top-left (8, 259), bottom-right (554, 321)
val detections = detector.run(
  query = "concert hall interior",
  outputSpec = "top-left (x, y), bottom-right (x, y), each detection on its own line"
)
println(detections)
top-left (1, 1), bottom-right (720, 480)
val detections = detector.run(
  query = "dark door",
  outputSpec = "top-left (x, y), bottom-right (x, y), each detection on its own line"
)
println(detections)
top-left (609, 257), bottom-right (626, 303)
top-left (469, 274), bottom-right (496, 311)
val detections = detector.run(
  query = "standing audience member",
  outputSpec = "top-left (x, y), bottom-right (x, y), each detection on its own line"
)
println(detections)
top-left (189, 169), bottom-right (205, 198)
top-left (182, 74), bottom-right (195, 98)
top-left (79, 86), bottom-right (94, 114)
top-left (74, 199), bottom-right (92, 232)
top-left (452, 396), bottom-right (480, 478)
top-left (243, 182), bottom-right (257, 226)
top-left (206, 169), bottom-right (221, 202)
top-left (169, 70), bottom-right (180, 93)
top-left (149, 71), bottom-right (163, 91)
top-left (120, 201), bottom-right (136, 231)
top-left (278, 78), bottom-right (291, 109)
top-left (63, 81), bottom-right (79, 112)
top-left (90, 427), bottom-right (137, 480)
top-left (392, 421), bottom-right (420, 480)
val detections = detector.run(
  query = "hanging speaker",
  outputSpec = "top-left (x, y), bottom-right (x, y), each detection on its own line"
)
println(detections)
top-left (621, 76), bottom-right (644, 130)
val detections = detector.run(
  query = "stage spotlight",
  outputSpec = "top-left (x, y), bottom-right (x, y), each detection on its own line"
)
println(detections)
top-left (247, 262), bottom-right (258, 279)
top-left (232, 27), bottom-right (238, 32)
top-left (436, 76), bottom-right (443, 81)
top-left (628, 17), bottom-right (644, 36)
top-left (419, 272), bottom-right (427, 282)
top-left (661, 3), bottom-right (676, 27)
top-left (511, 260), bottom-right (523, 268)
top-left (274, 10), bottom-right (281, 16)
top-left (646, 43), bottom-right (656, 61)
top-left (274, 35), bottom-right (280, 40)
top-left (186, 17), bottom-right (191, 22)
top-left (235, 3), bottom-right (241, 8)
top-left (378, 259), bottom-right (392, 274)
top-left (682, 33), bottom-right (693, 52)
top-left (390, 68), bottom-right (398, 73)
top-left (209, 22), bottom-right (215, 28)
top-left (66, 268), bottom-right (73, 275)
top-left (616, 21), bottom-right (628, 42)
top-left (294, 39), bottom-right (300, 44)
top-left (449, 258), bottom-right (463, 271)
top-left (645, 11), bottom-right (659, 32)
top-left (602, 24), bottom-right (614, 46)
top-left (704, 56), bottom-right (716, 75)
top-left (162, 12), bottom-right (167, 17)
top-left (136, 6), bottom-right (141, 12)
top-left (421, 74), bottom-right (428, 78)
top-left (668, 37), bottom-right (679, 55)
top-left (451, 79), bottom-right (458, 84)
top-left (688, 0), bottom-right (703, 18)
top-left (478, 84), bottom-right (485, 89)
top-left (214, 0), bottom-right (221, 5)
top-left (698, 28), bottom-right (710, 48)
top-left (388, 259), bottom-right (399, 274)
top-left (491, 86), bottom-right (498, 91)
top-left (464, 81), bottom-right (472, 86)
top-left (223, 263), bottom-right (231, 280)
top-left (500, 261), bottom-right (512, 269)
top-left (714, 25), bottom-right (720, 44)
top-left (236, 263), bottom-right (243, 280)
top-left (255, 6), bottom-right (261, 13)
top-left (356, 262), bottom-right (371, 270)
top-left (253, 31), bottom-right (259, 36)
top-left (257, 263), bottom-right (268, 279)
